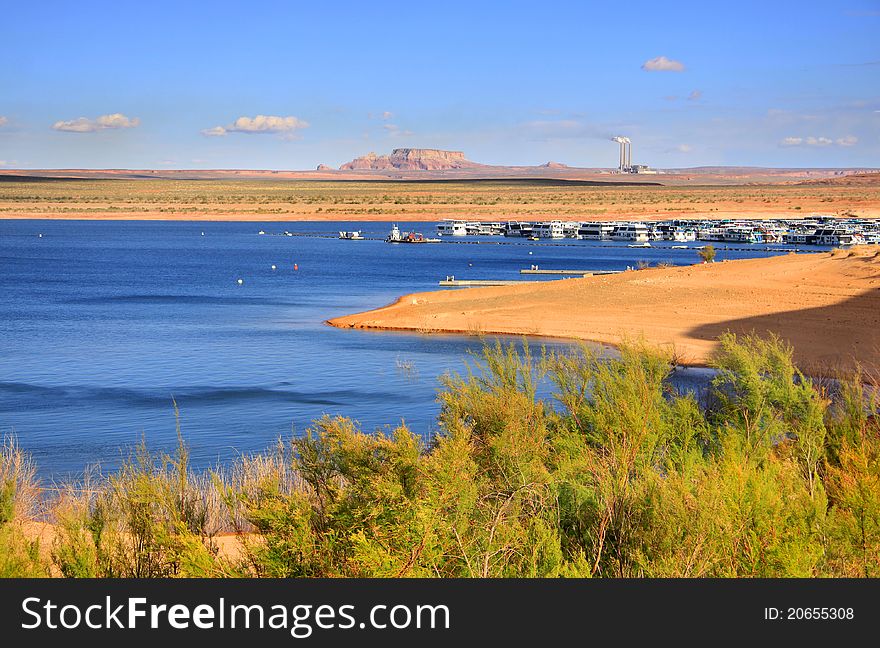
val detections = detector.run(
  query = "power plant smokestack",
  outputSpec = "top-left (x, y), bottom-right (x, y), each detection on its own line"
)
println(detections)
top-left (611, 136), bottom-right (631, 173)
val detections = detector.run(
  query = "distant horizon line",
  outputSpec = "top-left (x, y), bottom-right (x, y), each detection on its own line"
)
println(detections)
top-left (1, 165), bottom-right (878, 173)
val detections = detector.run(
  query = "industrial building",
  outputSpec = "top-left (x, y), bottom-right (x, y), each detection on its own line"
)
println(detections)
top-left (611, 136), bottom-right (657, 174)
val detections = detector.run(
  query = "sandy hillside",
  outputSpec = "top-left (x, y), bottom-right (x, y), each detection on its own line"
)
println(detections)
top-left (329, 248), bottom-right (880, 374)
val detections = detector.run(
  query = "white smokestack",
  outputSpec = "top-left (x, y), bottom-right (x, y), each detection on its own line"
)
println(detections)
top-left (612, 136), bottom-right (632, 172)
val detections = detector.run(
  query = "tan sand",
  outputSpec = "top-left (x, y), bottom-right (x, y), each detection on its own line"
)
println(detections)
top-left (328, 248), bottom-right (880, 375)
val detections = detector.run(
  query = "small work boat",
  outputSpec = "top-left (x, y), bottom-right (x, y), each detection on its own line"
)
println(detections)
top-left (339, 230), bottom-right (364, 240)
top-left (386, 224), bottom-right (440, 244)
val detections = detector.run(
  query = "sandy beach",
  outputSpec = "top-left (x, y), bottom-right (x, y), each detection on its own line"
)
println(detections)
top-left (329, 247), bottom-right (880, 375)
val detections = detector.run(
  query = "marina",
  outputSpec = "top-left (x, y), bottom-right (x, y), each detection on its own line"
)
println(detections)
top-left (434, 216), bottom-right (880, 247)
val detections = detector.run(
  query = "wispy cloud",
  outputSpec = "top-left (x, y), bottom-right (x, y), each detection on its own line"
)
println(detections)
top-left (0, 116), bottom-right (8, 128)
top-left (0, 159), bottom-right (18, 166)
top-left (780, 135), bottom-right (857, 147)
top-left (675, 144), bottom-right (692, 153)
top-left (52, 113), bottom-right (140, 133)
top-left (687, 90), bottom-right (702, 101)
top-left (383, 123), bottom-right (413, 137)
top-left (641, 56), bottom-right (685, 72)
top-left (520, 119), bottom-right (612, 141)
top-left (381, 111), bottom-right (393, 120)
top-left (201, 115), bottom-right (309, 138)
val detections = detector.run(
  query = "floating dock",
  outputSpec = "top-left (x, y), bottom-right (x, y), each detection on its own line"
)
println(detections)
top-left (439, 279), bottom-right (540, 287)
top-left (520, 269), bottom-right (622, 276)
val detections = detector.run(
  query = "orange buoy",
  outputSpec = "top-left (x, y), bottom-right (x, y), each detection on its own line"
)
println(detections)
top-left (294, 263), bottom-right (299, 271)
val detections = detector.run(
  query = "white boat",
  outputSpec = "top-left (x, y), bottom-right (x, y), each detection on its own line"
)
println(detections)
top-left (814, 228), bottom-right (858, 246)
top-left (561, 221), bottom-right (580, 238)
top-left (577, 222), bottom-right (615, 240)
top-left (613, 223), bottom-right (650, 242)
top-left (627, 242), bottom-right (652, 248)
top-left (533, 221), bottom-right (565, 239)
top-left (437, 220), bottom-right (468, 236)
top-left (723, 227), bottom-right (763, 244)
top-left (464, 222), bottom-right (482, 236)
top-left (504, 221), bottom-right (534, 237)
top-left (671, 229), bottom-right (697, 242)
top-left (338, 230), bottom-right (364, 240)
top-left (784, 231), bottom-right (815, 244)
top-left (477, 222), bottom-right (505, 236)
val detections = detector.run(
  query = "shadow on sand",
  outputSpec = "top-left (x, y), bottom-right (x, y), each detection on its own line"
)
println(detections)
top-left (685, 287), bottom-right (880, 375)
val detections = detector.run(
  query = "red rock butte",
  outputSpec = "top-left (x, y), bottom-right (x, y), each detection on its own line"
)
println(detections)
top-left (338, 148), bottom-right (485, 171)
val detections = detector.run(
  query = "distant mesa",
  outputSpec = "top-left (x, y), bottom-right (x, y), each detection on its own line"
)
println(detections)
top-left (316, 164), bottom-right (333, 171)
top-left (339, 148), bottom-right (484, 171)
top-left (540, 161), bottom-right (569, 168)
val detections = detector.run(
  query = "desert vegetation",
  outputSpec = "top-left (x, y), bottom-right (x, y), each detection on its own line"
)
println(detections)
top-left (1, 334), bottom-right (879, 577)
top-left (0, 178), bottom-right (878, 220)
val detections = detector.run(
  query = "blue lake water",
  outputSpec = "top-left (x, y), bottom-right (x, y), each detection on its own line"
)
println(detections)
top-left (0, 220), bottom-right (812, 478)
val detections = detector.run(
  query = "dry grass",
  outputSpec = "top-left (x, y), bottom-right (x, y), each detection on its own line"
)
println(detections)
top-left (1, 178), bottom-right (878, 220)
top-left (0, 435), bottom-right (41, 521)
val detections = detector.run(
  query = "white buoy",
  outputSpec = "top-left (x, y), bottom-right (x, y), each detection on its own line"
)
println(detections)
top-left (201, 231), bottom-right (205, 236)
top-left (271, 265), bottom-right (276, 270)
top-left (38, 234), bottom-right (43, 238)
top-left (528, 251), bottom-right (533, 255)
top-left (237, 278), bottom-right (243, 285)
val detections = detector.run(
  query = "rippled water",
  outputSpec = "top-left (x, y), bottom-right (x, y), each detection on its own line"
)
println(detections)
top-left (0, 219), bottom-right (803, 478)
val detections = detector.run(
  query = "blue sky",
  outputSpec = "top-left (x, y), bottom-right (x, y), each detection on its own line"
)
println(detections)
top-left (1, 0), bottom-right (878, 169)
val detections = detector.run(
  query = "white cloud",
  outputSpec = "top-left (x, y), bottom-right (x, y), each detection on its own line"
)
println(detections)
top-left (0, 116), bottom-right (8, 127)
top-left (641, 56), bottom-right (685, 72)
top-left (382, 111), bottom-right (393, 120)
top-left (675, 144), bottom-right (692, 153)
top-left (201, 115), bottom-right (309, 138)
top-left (780, 135), bottom-right (856, 147)
top-left (0, 160), bottom-right (18, 166)
top-left (52, 113), bottom-right (140, 132)
top-left (687, 90), bottom-right (702, 101)
top-left (200, 126), bottom-right (228, 137)
top-left (383, 123), bottom-right (414, 137)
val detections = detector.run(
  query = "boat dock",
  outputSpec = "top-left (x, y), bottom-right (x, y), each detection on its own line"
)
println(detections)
top-left (520, 268), bottom-right (622, 276)
top-left (439, 279), bottom-right (539, 287)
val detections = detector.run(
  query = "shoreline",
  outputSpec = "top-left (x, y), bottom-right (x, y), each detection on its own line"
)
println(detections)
top-left (328, 248), bottom-right (880, 376)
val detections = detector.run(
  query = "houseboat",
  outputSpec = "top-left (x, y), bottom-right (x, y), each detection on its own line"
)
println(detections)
top-left (814, 228), bottom-right (859, 246)
top-left (533, 221), bottom-right (565, 239)
top-left (612, 223), bottom-right (650, 242)
top-left (437, 220), bottom-right (468, 236)
top-left (577, 222), bottom-right (615, 240)
top-left (504, 221), bottom-right (534, 237)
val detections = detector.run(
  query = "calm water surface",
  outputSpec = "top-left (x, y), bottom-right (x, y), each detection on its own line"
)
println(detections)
top-left (0, 220), bottom-right (808, 477)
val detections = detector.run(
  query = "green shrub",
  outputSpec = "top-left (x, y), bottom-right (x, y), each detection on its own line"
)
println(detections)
top-left (6, 334), bottom-right (880, 578)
